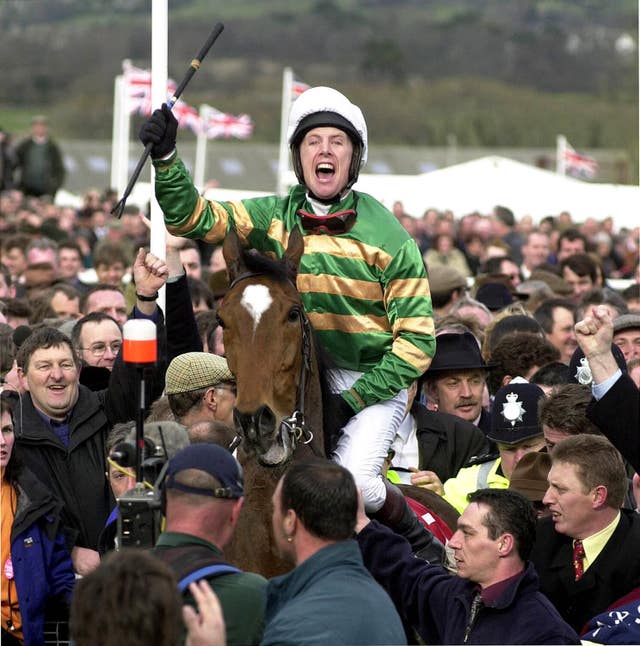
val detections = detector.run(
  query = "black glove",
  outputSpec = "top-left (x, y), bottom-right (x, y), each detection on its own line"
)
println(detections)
top-left (138, 103), bottom-right (178, 159)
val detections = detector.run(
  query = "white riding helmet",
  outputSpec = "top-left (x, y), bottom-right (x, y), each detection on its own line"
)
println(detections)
top-left (287, 86), bottom-right (368, 190)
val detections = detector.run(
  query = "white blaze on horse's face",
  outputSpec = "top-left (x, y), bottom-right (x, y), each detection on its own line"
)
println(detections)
top-left (240, 284), bottom-right (273, 335)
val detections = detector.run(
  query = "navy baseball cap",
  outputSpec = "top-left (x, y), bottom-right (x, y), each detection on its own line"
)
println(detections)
top-left (165, 443), bottom-right (244, 499)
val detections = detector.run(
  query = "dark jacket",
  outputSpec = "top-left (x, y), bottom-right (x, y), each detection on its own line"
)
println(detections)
top-left (587, 373), bottom-right (640, 474)
top-left (14, 137), bottom-right (65, 198)
top-left (15, 311), bottom-right (166, 551)
top-left (261, 540), bottom-right (407, 646)
top-left (154, 532), bottom-right (266, 646)
top-left (357, 520), bottom-right (579, 645)
top-left (414, 403), bottom-right (489, 483)
top-left (531, 511), bottom-right (640, 634)
top-left (9, 467), bottom-right (75, 646)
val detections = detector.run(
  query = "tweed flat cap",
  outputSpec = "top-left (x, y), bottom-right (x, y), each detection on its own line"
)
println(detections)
top-left (613, 313), bottom-right (640, 334)
top-left (165, 352), bottom-right (234, 395)
top-left (427, 264), bottom-right (468, 295)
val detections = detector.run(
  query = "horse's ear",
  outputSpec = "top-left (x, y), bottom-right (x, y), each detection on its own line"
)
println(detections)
top-left (223, 229), bottom-right (246, 282)
top-left (283, 227), bottom-right (304, 279)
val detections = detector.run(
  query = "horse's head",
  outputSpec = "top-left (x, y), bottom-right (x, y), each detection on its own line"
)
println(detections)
top-left (217, 228), bottom-right (317, 467)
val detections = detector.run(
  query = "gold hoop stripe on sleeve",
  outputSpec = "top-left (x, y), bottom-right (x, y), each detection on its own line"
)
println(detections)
top-left (392, 337), bottom-right (433, 372)
top-left (228, 201), bottom-right (255, 244)
top-left (393, 315), bottom-right (436, 338)
top-left (386, 277), bottom-right (431, 300)
top-left (167, 195), bottom-right (214, 238)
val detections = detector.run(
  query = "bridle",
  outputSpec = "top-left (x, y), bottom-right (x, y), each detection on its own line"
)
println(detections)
top-left (224, 271), bottom-right (319, 457)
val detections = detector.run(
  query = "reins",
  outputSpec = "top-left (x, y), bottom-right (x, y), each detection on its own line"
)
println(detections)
top-left (225, 271), bottom-right (321, 458)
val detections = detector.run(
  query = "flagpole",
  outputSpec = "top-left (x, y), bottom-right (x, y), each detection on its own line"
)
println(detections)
top-left (111, 74), bottom-right (124, 193)
top-left (277, 66), bottom-right (293, 196)
top-left (556, 134), bottom-right (567, 176)
top-left (194, 104), bottom-right (208, 190)
top-left (150, 0), bottom-right (168, 311)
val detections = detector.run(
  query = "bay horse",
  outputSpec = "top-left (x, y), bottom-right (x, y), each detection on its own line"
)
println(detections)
top-left (217, 228), bottom-right (457, 577)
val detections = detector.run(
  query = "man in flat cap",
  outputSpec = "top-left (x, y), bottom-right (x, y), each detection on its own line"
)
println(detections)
top-left (165, 352), bottom-right (236, 429)
top-left (426, 265), bottom-right (468, 318)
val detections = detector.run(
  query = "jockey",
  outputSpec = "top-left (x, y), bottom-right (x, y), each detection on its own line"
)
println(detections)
top-left (139, 86), bottom-right (442, 561)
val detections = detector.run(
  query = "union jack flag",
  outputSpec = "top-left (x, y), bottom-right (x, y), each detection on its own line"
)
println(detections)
top-left (564, 142), bottom-right (598, 179)
top-left (292, 76), bottom-right (310, 100)
top-left (121, 62), bottom-right (253, 139)
top-left (200, 104), bottom-right (254, 139)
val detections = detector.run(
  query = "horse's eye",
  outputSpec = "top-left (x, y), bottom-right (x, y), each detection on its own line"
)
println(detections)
top-left (287, 307), bottom-right (300, 323)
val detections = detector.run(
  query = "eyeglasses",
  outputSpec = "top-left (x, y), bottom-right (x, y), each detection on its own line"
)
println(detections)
top-left (297, 209), bottom-right (357, 235)
top-left (81, 341), bottom-right (123, 357)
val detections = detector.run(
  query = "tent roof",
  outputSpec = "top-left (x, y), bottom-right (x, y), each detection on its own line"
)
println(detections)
top-left (352, 155), bottom-right (639, 228)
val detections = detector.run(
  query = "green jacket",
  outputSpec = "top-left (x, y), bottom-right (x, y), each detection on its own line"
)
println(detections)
top-left (153, 154), bottom-right (435, 412)
top-left (154, 532), bottom-right (267, 646)
top-left (442, 457), bottom-right (509, 514)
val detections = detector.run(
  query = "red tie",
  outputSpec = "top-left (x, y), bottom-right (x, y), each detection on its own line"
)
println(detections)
top-left (573, 539), bottom-right (585, 581)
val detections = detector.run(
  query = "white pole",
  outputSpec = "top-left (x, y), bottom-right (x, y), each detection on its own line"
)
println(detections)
top-left (150, 0), bottom-right (168, 311)
top-left (194, 104), bottom-right (208, 191)
top-left (111, 74), bottom-right (130, 195)
top-left (276, 67), bottom-right (293, 196)
top-left (111, 74), bottom-right (121, 191)
top-left (556, 134), bottom-right (567, 176)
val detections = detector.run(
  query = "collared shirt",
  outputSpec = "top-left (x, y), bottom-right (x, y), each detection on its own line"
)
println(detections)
top-left (579, 511), bottom-right (621, 571)
top-left (390, 413), bottom-right (419, 483)
top-left (480, 569), bottom-right (524, 606)
top-left (592, 369), bottom-right (622, 401)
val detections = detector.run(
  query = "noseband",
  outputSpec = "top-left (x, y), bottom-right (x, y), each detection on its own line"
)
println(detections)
top-left (226, 271), bottom-right (318, 456)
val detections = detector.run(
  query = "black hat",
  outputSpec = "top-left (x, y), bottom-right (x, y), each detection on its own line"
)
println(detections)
top-left (568, 343), bottom-right (627, 386)
top-left (475, 283), bottom-right (515, 312)
top-left (488, 380), bottom-right (545, 445)
top-left (426, 332), bottom-right (495, 375)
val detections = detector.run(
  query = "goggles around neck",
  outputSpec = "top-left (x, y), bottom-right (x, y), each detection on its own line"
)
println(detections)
top-left (297, 208), bottom-right (357, 235)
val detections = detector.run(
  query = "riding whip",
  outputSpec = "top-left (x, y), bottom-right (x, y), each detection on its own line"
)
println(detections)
top-left (111, 21), bottom-right (225, 218)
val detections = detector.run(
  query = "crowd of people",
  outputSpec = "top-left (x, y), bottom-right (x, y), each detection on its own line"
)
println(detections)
top-left (1, 85), bottom-right (639, 646)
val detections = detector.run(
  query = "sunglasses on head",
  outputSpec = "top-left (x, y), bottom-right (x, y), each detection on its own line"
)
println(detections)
top-left (297, 209), bottom-right (357, 235)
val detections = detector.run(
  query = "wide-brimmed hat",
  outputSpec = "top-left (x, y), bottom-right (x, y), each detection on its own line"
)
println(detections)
top-left (474, 282), bottom-right (515, 312)
top-left (426, 332), bottom-right (495, 375)
top-left (165, 352), bottom-right (234, 395)
top-left (488, 381), bottom-right (545, 445)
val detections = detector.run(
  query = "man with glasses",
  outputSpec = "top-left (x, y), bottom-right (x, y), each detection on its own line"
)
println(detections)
top-left (139, 87), bottom-right (437, 558)
top-left (165, 352), bottom-right (236, 429)
top-left (72, 312), bottom-right (122, 371)
top-left (13, 250), bottom-right (169, 577)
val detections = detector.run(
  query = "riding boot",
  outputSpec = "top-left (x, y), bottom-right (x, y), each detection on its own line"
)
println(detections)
top-left (372, 479), bottom-right (447, 565)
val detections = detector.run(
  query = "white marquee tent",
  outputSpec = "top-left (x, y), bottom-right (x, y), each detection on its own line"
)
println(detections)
top-left (352, 156), bottom-right (640, 229)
